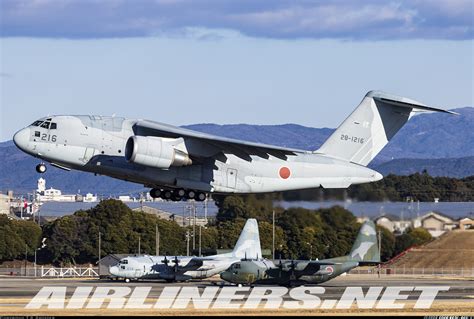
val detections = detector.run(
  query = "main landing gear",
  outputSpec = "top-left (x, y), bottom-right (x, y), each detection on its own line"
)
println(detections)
top-left (149, 188), bottom-right (207, 202)
top-left (36, 163), bottom-right (47, 173)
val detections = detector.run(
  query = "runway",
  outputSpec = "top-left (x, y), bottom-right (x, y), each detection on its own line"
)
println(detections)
top-left (0, 274), bottom-right (473, 315)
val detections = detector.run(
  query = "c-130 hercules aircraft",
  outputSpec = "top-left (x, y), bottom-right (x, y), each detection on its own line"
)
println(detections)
top-left (13, 91), bottom-right (455, 201)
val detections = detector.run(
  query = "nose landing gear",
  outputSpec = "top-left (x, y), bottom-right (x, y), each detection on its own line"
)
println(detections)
top-left (36, 163), bottom-right (47, 173)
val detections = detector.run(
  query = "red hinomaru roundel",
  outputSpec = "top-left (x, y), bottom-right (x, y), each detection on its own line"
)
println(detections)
top-left (279, 167), bottom-right (291, 179)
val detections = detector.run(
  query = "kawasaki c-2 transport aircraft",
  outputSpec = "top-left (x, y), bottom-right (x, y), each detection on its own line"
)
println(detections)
top-left (109, 219), bottom-right (261, 282)
top-left (13, 91), bottom-right (455, 201)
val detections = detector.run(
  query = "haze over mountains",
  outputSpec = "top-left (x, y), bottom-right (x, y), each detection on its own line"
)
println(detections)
top-left (1, 107), bottom-right (472, 195)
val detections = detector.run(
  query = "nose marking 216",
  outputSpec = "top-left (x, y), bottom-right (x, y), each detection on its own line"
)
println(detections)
top-left (40, 133), bottom-right (57, 143)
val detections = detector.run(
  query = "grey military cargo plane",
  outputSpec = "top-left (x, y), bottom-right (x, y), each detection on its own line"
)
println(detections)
top-left (220, 220), bottom-right (380, 287)
top-left (109, 218), bottom-right (261, 282)
top-left (13, 91), bottom-right (455, 201)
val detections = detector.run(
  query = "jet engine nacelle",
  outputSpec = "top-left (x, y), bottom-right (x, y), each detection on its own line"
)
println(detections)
top-left (125, 136), bottom-right (192, 169)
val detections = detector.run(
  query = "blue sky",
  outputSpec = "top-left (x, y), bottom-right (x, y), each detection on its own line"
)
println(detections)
top-left (1, 0), bottom-right (473, 141)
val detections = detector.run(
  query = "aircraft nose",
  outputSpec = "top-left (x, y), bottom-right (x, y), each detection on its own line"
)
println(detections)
top-left (109, 265), bottom-right (119, 276)
top-left (13, 128), bottom-right (30, 151)
top-left (220, 271), bottom-right (230, 282)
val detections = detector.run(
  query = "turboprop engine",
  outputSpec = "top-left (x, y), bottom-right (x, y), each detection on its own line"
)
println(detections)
top-left (125, 136), bottom-right (192, 169)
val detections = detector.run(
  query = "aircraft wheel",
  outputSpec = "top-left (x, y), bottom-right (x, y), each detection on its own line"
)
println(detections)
top-left (36, 163), bottom-right (47, 174)
top-left (196, 192), bottom-right (206, 202)
top-left (186, 190), bottom-right (196, 200)
top-left (150, 188), bottom-right (161, 199)
top-left (161, 190), bottom-right (173, 201)
top-left (171, 195), bottom-right (183, 202)
top-left (176, 189), bottom-right (186, 197)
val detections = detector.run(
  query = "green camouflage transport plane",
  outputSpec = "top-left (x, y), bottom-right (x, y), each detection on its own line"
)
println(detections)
top-left (220, 220), bottom-right (380, 287)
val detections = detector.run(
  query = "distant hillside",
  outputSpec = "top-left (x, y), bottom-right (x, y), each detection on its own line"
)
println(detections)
top-left (389, 231), bottom-right (474, 269)
top-left (1, 107), bottom-right (472, 194)
top-left (182, 123), bottom-right (333, 151)
top-left (184, 107), bottom-right (473, 165)
top-left (377, 107), bottom-right (474, 163)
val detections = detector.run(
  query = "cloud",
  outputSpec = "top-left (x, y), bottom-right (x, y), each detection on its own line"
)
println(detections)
top-left (1, 0), bottom-right (472, 40)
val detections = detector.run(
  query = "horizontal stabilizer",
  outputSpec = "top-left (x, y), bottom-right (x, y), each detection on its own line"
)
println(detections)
top-left (373, 96), bottom-right (459, 115)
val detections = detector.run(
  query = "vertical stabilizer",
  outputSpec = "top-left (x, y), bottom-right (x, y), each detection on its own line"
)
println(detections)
top-left (349, 220), bottom-right (380, 263)
top-left (232, 219), bottom-right (262, 259)
top-left (317, 91), bottom-right (456, 166)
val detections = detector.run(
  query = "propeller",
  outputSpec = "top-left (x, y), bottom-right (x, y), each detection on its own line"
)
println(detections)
top-left (172, 256), bottom-right (180, 273)
top-left (278, 259), bottom-right (283, 278)
top-left (161, 256), bottom-right (169, 266)
top-left (290, 260), bottom-right (297, 280)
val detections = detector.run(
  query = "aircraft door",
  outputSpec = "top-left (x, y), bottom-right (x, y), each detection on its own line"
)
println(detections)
top-left (101, 118), bottom-right (114, 154)
top-left (83, 147), bottom-right (97, 163)
top-left (227, 169), bottom-right (237, 189)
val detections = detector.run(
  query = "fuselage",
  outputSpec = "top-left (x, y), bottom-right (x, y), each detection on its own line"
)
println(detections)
top-left (109, 254), bottom-right (241, 281)
top-left (220, 258), bottom-right (360, 286)
top-left (13, 115), bottom-right (382, 194)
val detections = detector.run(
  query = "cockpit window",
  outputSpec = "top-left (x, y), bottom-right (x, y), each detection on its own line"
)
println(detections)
top-left (50, 123), bottom-right (57, 129)
top-left (31, 121), bottom-right (43, 127)
top-left (120, 259), bottom-right (128, 264)
top-left (234, 264), bottom-right (241, 269)
top-left (40, 122), bottom-right (50, 129)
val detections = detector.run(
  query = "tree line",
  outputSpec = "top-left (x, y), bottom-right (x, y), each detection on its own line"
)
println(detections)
top-left (0, 198), bottom-right (433, 266)
top-left (275, 172), bottom-right (474, 202)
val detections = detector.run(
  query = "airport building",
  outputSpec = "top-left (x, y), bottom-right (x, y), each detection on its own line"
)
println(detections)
top-left (373, 214), bottom-right (412, 234)
top-left (372, 211), bottom-right (472, 237)
top-left (0, 193), bottom-right (10, 215)
top-left (36, 178), bottom-right (77, 202)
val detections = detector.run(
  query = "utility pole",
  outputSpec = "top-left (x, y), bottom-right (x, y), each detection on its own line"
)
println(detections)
top-left (138, 235), bottom-right (141, 255)
top-left (24, 243), bottom-right (28, 276)
top-left (378, 230), bottom-right (382, 278)
top-left (98, 232), bottom-right (101, 260)
top-left (192, 203), bottom-right (196, 252)
top-left (272, 210), bottom-right (275, 260)
top-left (34, 248), bottom-right (37, 277)
top-left (156, 224), bottom-right (160, 256)
top-left (198, 225), bottom-right (202, 257)
top-left (186, 231), bottom-right (190, 256)
top-left (378, 230), bottom-right (382, 258)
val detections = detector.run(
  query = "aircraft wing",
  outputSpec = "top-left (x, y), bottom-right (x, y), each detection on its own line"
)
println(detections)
top-left (177, 258), bottom-right (205, 271)
top-left (300, 261), bottom-right (339, 275)
top-left (133, 120), bottom-right (307, 160)
top-left (267, 260), bottom-right (340, 278)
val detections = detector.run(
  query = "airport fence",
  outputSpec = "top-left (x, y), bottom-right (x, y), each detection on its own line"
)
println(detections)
top-left (0, 266), bottom-right (99, 278)
top-left (349, 267), bottom-right (474, 277)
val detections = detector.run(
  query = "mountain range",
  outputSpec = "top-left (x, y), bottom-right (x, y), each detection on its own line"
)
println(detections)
top-left (1, 107), bottom-right (472, 195)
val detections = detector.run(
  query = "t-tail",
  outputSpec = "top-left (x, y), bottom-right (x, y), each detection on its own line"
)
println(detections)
top-left (317, 91), bottom-right (457, 166)
top-left (348, 220), bottom-right (380, 265)
top-left (231, 219), bottom-right (262, 259)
